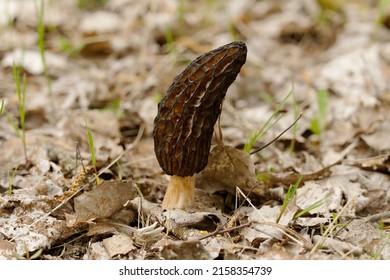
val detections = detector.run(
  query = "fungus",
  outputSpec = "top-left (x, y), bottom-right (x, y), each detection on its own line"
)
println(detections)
top-left (153, 41), bottom-right (247, 209)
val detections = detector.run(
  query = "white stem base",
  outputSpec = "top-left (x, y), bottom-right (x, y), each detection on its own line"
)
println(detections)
top-left (162, 175), bottom-right (195, 210)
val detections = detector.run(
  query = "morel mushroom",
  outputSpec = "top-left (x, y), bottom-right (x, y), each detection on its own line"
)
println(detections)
top-left (153, 41), bottom-right (247, 209)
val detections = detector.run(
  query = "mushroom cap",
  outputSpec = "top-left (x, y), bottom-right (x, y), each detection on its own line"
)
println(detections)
top-left (153, 41), bottom-right (247, 177)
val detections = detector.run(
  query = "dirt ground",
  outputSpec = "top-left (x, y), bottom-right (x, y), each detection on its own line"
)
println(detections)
top-left (0, 0), bottom-right (390, 260)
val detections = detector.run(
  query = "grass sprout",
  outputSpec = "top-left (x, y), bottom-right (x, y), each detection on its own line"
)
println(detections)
top-left (58, 35), bottom-right (83, 57)
top-left (310, 88), bottom-right (328, 137)
top-left (289, 88), bottom-right (299, 152)
top-left (105, 97), bottom-right (124, 119)
top-left (84, 115), bottom-right (100, 184)
top-left (0, 99), bottom-right (4, 115)
top-left (243, 88), bottom-right (294, 153)
top-left (294, 194), bottom-right (331, 219)
top-left (276, 175), bottom-right (302, 223)
top-left (8, 62), bottom-right (28, 164)
top-left (7, 164), bottom-right (19, 196)
top-left (376, 0), bottom-right (390, 25)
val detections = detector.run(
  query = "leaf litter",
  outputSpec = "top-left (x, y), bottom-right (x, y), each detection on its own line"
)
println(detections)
top-left (0, 0), bottom-right (390, 260)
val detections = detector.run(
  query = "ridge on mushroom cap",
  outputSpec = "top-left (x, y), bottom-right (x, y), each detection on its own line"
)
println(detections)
top-left (153, 41), bottom-right (247, 177)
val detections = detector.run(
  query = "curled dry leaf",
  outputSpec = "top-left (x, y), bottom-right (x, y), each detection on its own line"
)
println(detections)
top-left (72, 180), bottom-right (137, 224)
top-left (197, 145), bottom-right (261, 197)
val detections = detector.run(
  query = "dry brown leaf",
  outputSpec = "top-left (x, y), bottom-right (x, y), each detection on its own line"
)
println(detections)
top-left (197, 145), bottom-right (261, 197)
top-left (73, 180), bottom-right (137, 224)
top-left (102, 234), bottom-right (135, 258)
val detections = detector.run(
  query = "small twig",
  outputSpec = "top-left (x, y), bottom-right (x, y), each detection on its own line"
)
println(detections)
top-left (198, 222), bottom-right (252, 240)
top-left (250, 113), bottom-right (302, 154)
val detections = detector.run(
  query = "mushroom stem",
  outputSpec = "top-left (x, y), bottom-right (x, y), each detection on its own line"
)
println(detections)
top-left (162, 175), bottom-right (195, 210)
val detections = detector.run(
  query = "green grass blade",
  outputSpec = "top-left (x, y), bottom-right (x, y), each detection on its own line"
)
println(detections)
top-left (0, 99), bottom-right (4, 115)
top-left (11, 62), bottom-right (28, 163)
top-left (310, 88), bottom-right (328, 136)
top-left (7, 164), bottom-right (19, 196)
top-left (84, 118), bottom-right (96, 168)
top-left (243, 87), bottom-right (294, 153)
top-left (289, 88), bottom-right (299, 152)
top-left (276, 174), bottom-right (302, 223)
top-left (294, 195), bottom-right (331, 219)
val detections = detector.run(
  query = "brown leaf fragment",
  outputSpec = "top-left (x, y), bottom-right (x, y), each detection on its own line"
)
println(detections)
top-left (102, 234), bottom-right (135, 258)
top-left (197, 145), bottom-right (261, 196)
top-left (73, 180), bottom-right (137, 223)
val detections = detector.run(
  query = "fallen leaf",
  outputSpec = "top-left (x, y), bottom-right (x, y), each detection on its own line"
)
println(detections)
top-left (102, 234), bottom-right (135, 258)
top-left (73, 180), bottom-right (137, 223)
top-left (197, 145), bottom-right (261, 197)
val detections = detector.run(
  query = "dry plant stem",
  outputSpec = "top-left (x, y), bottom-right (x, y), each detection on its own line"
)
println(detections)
top-left (162, 175), bottom-right (195, 210)
top-left (310, 197), bottom-right (353, 255)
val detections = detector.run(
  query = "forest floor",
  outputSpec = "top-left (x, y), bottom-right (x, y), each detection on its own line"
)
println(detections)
top-left (0, 0), bottom-right (390, 260)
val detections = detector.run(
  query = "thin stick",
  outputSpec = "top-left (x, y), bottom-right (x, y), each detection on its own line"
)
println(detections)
top-left (198, 222), bottom-right (252, 240)
top-left (250, 113), bottom-right (302, 155)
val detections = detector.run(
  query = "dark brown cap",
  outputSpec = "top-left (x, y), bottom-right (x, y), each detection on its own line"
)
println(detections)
top-left (153, 41), bottom-right (247, 177)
